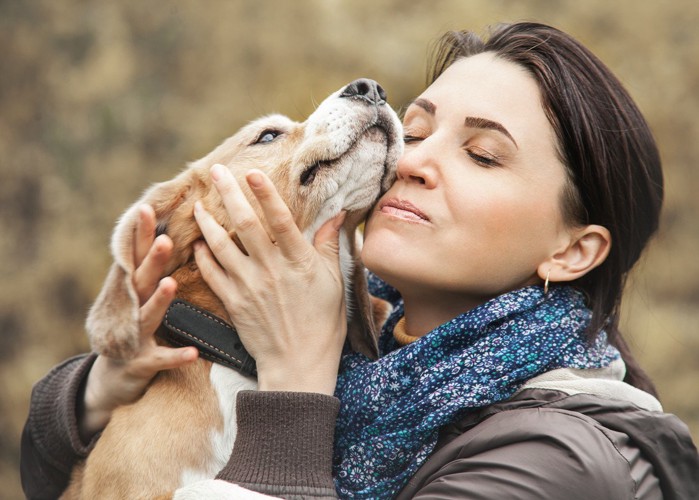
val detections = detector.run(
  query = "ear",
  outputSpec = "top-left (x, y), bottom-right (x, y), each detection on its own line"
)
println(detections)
top-left (86, 175), bottom-right (194, 359)
top-left (347, 257), bottom-right (380, 360)
top-left (86, 201), bottom-right (147, 359)
top-left (537, 224), bottom-right (611, 286)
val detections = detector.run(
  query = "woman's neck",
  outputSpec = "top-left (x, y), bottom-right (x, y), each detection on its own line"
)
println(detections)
top-left (393, 272), bottom-right (542, 337)
top-left (401, 291), bottom-right (489, 337)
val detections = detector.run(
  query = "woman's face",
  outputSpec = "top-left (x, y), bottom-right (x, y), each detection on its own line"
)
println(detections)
top-left (363, 52), bottom-right (574, 314)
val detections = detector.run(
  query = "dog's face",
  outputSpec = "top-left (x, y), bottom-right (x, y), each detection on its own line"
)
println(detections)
top-left (160, 87), bottom-right (401, 260)
top-left (87, 80), bottom-right (402, 360)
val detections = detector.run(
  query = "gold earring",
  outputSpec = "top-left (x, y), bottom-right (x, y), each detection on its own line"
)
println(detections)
top-left (544, 269), bottom-right (551, 295)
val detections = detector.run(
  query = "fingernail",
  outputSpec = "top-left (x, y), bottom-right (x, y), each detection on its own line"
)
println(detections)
top-left (211, 164), bottom-right (224, 182)
top-left (194, 201), bottom-right (203, 213)
top-left (138, 204), bottom-right (151, 221)
top-left (182, 347), bottom-right (198, 362)
top-left (247, 170), bottom-right (264, 189)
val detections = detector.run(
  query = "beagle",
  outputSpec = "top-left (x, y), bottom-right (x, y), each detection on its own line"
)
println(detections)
top-left (62, 79), bottom-right (401, 499)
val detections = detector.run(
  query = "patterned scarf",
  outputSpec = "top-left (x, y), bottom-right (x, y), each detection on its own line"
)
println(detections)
top-left (333, 276), bottom-right (620, 498)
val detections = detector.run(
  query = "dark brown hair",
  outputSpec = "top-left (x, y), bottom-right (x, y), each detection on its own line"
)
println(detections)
top-left (429, 22), bottom-right (663, 395)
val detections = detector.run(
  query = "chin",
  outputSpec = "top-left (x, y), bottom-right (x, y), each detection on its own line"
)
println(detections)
top-left (362, 222), bottom-right (393, 260)
top-left (360, 234), bottom-right (387, 275)
top-left (361, 228), bottom-right (409, 287)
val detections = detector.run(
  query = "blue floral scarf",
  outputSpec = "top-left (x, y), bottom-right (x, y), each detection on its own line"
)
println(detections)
top-left (333, 275), bottom-right (620, 498)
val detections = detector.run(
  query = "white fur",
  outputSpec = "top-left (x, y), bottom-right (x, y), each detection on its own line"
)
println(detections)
top-left (178, 365), bottom-right (257, 487)
top-left (174, 479), bottom-right (280, 499)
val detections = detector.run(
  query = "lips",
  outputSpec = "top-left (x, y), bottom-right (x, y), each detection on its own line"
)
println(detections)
top-left (379, 198), bottom-right (429, 222)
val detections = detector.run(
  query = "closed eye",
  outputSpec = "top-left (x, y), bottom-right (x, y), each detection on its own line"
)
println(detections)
top-left (254, 129), bottom-right (282, 144)
top-left (403, 135), bottom-right (424, 144)
top-left (467, 149), bottom-right (501, 167)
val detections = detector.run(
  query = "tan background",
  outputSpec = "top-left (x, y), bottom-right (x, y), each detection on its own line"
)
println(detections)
top-left (2, 0), bottom-right (698, 496)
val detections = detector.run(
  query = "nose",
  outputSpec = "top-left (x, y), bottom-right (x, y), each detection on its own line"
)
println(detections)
top-left (396, 140), bottom-right (437, 188)
top-left (340, 78), bottom-right (387, 105)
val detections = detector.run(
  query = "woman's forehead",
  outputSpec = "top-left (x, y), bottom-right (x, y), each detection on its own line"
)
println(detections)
top-left (411, 55), bottom-right (553, 147)
top-left (422, 54), bottom-right (541, 113)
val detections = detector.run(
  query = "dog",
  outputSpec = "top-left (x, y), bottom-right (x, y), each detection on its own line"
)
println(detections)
top-left (62, 79), bottom-right (401, 499)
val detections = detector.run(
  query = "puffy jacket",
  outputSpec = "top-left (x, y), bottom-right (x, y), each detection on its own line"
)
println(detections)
top-left (398, 386), bottom-right (698, 499)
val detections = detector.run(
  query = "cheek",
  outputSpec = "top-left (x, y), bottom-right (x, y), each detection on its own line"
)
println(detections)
top-left (455, 172), bottom-right (559, 233)
top-left (444, 188), bottom-right (562, 269)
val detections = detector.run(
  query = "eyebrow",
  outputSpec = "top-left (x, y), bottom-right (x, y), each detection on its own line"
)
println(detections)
top-left (411, 98), bottom-right (436, 115)
top-left (464, 116), bottom-right (518, 148)
top-left (409, 98), bottom-right (518, 149)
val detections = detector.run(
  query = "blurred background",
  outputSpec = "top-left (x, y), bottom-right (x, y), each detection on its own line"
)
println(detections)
top-left (2, 0), bottom-right (698, 496)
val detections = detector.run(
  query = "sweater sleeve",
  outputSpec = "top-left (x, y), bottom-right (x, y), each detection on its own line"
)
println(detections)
top-left (20, 353), bottom-right (99, 500)
top-left (215, 390), bottom-right (340, 499)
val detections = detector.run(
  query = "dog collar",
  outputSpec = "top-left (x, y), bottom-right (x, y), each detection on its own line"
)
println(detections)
top-left (160, 299), bottom-right (257, 377)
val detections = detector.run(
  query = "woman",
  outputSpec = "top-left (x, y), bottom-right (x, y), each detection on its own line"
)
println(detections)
top-left (22, 23), bottom-right (698, 499)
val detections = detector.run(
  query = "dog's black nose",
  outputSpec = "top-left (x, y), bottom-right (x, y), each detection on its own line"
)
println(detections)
top-left (340, 78), bottom-right (387, 105)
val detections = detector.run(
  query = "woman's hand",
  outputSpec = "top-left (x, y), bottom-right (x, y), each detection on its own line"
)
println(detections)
top-left (79, 205), bottom-right (198, 441)
top-left (193, 164), bottom-right (347, 396)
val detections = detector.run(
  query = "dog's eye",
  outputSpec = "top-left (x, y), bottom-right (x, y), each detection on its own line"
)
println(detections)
top-left (255, 130), bottom-right (281, 144)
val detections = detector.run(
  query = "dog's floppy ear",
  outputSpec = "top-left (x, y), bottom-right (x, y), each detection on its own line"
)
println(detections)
top-left (86, 173), bottom-right (195, 359)
top-left (345, 251), bottom-right (392, 360)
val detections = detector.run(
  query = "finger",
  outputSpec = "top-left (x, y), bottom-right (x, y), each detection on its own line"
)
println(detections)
top-left (132, 345), bottom-right (199, 377)
top-left (194, 201), bottom-right (246, 272)
top-left (134, 205), bottom-right (157, 268)
top-left (150, 345), bottom-right (199, 370)
top-left (133, 234), bottom-right (174, 304)
top-left (246, 169), bottom-right (309, 260)
top-left (193, 240), bottom-right (239, 306)
top-left (313, 211), bottom-right (345, 262)
top-left (139, 276), bottom-right (177, 337)
top-left (210, 164), bottom-right (272, 254)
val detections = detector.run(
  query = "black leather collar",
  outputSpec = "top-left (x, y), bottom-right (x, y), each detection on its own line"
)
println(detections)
top-left (160, 299), bottom-right (257, 377)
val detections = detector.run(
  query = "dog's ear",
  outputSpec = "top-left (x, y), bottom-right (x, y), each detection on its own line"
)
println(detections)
top-left (369, 294), bottom-right (392, 339)
top-left (86, 174), bottom-right (195, 359)
top-left (345, 255), bottom-right (393, 360)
